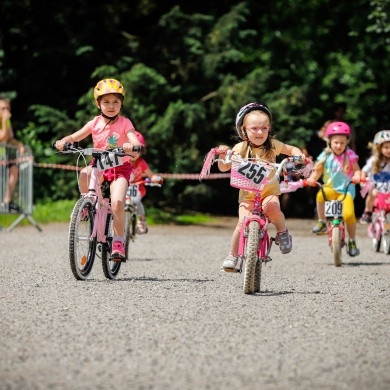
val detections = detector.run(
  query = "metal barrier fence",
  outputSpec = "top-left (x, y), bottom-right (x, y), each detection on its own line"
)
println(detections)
top-left (0, 142), bottom-right (41, 232)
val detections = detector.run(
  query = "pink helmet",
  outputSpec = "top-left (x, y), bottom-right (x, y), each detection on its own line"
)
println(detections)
top-left (325, 121), bottom-right (351, 139)
top-left (135, 131), bottom-right (146, 147)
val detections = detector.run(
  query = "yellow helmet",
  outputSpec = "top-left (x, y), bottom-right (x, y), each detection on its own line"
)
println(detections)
top-left (93, 78), bottom-right (125, 100)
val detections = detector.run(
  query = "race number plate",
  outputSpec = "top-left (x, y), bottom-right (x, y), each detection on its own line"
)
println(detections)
top-left (375, 181), bottom-right (390, 193)
top-left (128, 184), bottom-right (139, 199)
top-left (236, 161), bottom-right (271, 185)
top-left (97, 153), bottom-right (124, 171)
top-left (325, 200), bottom-right (343, 218)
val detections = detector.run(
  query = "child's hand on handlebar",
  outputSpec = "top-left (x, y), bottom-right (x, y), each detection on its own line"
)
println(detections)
top-left (151, 175), bottom-right (163, 184)
top-left (216, 145), bottom-right (230, 156)
top-left (305, 177), bottom-right (317, 187)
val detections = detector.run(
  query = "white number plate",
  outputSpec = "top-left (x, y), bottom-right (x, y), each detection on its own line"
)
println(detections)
top-left (236, 161), bottom-right (271, 185)
top-left (325, 200), bottom-right (343, 218)
top-left (376, 181), bottom-right (390, 193)
top-left (97, 153), bottom-right (124, 171)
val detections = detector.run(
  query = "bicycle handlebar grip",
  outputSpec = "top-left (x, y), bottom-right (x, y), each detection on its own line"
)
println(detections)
top-left (132, 145), bottom-right (142, 153)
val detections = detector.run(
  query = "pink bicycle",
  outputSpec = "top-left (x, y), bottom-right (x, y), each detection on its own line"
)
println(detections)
top-left (200, 148), bottom-right (312, 294)
top-left (363, 172), bottom-right (390, 253)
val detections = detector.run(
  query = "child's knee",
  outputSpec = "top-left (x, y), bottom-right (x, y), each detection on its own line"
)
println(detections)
top-left (263, 201), bottom-right (282, 220)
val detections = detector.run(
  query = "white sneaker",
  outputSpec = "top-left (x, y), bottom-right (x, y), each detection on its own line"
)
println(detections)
top-left (222, 254), bottom-right (239, 272)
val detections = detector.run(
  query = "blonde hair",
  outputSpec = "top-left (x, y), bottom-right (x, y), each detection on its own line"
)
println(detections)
top-left (368, 142), bottom-right (388, 174)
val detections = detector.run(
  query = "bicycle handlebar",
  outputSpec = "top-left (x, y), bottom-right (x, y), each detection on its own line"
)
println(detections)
top-left (51, 141), bottom-right (142, 156)
top-left (217, 148), bottom-right (312, 179)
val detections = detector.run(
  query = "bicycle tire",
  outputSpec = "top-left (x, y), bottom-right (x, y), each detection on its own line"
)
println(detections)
top-left (382, 214), bottom-right (390, 254)
top-left (69, 198), bottom-right (96, 280)
top-left (243, 221), bottom-right (260, 294)
top-left (124, 210), bottom-right (137, 258)
top-left (372, 218), bottom-right (382, 252)
top-left (331, 226), bottom-right (342, 266)
top-left (101, 214), bottom-right (121, 279)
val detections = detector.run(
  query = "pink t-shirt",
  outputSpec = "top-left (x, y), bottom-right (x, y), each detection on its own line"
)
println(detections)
top-left (131, 158), bottom-right (150, 197)
top-left (87, 115), bottom-right (134, 162)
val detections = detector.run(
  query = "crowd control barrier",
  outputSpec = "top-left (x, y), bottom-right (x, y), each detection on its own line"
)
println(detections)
top-left (0, 142), bottom-right (41, 232)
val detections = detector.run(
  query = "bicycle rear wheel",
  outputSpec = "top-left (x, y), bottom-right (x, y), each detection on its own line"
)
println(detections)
top-left (243, 221), bottom-right (260, 294)
top-left (69, 198), bottom-right (96, 280)
top-left (102, 214), bottom-right (122, 280)
top-left (124, 209), bottom-right (137, 258)
top-left (331, 226), bottom-right (342, 266)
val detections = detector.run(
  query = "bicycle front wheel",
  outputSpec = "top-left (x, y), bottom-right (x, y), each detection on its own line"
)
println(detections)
top-left (69, 198), bottom-right (96, 280)
top-left (102, 214), bottom-right (122, 280)
top-left (243, 221), bottom-right (260, 294)
top-left (372, 218), bottom-right (382, 252)
top-left (331, 226), bottom-right (342, 266)
top-left (382, 214), bottom-right (390, 255)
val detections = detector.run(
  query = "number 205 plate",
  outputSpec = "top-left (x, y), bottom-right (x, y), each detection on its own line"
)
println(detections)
top-left (325, 201), bottom-right (343, 218)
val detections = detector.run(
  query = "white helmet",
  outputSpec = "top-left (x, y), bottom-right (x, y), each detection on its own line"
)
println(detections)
top-left (373, 130), bottom-right (390, 145)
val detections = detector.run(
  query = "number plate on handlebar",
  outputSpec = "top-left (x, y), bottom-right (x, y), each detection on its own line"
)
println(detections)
top-left (230, 160), bottom-right (271, 191)
top-left (325, 201), bottom-right (343, 218)
top-left (98, 153), bottom-right (124, 171)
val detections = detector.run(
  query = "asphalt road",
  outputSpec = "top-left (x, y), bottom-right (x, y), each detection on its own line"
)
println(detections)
top-left (1, 218), bottom-right (389, 390)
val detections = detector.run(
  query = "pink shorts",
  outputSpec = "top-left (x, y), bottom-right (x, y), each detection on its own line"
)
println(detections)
top-left (101, 161), bottom-right (132, 184)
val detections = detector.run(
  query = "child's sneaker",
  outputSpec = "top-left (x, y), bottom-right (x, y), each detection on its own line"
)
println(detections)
top-left (312, 220), bottom-right (327, 234)
top-left (360, 212), bottom-right (372, 224)
top-left (136, 218), bottom-right (148, 234)
top-left (222, 254), bottom-right (239, 272)
top-left (275, 229), bottom-right (292, 254)
top-left (111, 240), bottom-right (126, 261)
top-left (347, 239), bottom-right (360, 257)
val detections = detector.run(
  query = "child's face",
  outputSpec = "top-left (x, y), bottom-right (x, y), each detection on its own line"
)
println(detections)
top-left (128, 151), bottom-right (141, 162)
top-left (381, 141), bottom-right (390, 159)
top-left (329, 135), bottom-right (349, 155)
top-left (243, 112), bottom-right (270, 146)
top-left (96, 93), bottom-right (122, 116)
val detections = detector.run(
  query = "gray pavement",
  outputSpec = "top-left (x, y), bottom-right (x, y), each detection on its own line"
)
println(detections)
top-left (0, 218), bottom-right (389, 390)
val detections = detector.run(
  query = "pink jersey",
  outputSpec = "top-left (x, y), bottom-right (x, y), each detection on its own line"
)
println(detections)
top-left (131, 158), bottom-right (150, 197)
top-left (87, 115), bottom-right (134, 163)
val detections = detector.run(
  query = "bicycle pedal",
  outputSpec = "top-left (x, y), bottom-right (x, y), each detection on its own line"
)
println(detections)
top-left (110, 254), bottom-right (126, 262)
top-left (261, 256), bottom-right (272, 263)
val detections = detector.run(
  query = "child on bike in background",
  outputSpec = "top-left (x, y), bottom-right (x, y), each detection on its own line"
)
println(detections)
top-left (217, 102), bottom-right (306, 272)
top-left (360, 130), bottom-right (390, 224)
top-left (306, 121), bottom-right (361, 256)
top-left (55, 78), bottom-right (141, 261)
top-left (127, 130), bottom-right (162, 234)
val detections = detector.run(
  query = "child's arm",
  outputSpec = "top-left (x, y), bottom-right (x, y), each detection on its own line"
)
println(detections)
top-left (351, 161), bottom-right (361, 184)
top-left (306, 163), bottom-right (323, 187)
top-left (143, 167), bottom-right (162, 183)
top-left (55, 123), bottom-right (92, 150)
top-left (281, 143), bottom-right (306, 160)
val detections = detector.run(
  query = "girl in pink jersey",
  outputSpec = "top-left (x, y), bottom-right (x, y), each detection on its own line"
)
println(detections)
top-left (127, 131), bottom-right (162, 234)
top-left (55, 78), bottom-right (141, 260)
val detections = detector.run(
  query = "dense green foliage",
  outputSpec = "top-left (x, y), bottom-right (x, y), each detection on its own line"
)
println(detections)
top-left (1, 0), bottom-right (389, 215)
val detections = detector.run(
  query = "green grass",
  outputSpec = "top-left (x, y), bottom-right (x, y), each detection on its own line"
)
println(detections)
top-left (0, 200), bottom-right (218, 228)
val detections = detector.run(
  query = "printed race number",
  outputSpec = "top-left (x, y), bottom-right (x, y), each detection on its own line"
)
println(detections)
top-left (325, 201), bottom-right (343, 218)
top-left (98, 153), bottom-right (124, 171)
top-left (128, 184), bottom-right (139, 198)
top-left (237, 161), bottom-right (270, 185)
top-left (376, 181), bottom-right (390, 193)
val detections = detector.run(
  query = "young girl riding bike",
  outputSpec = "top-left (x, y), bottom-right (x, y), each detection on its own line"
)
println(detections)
top-left (217, 102), bottom-right (306, 272)
top-left (127, 130), bottom-right (162, 234)
top-left (55, 78), bottom-right (141, 261)
top-left (360, 130), bottom-right (390, 224)
top-left (306, 121), bottom-right (361, 256)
